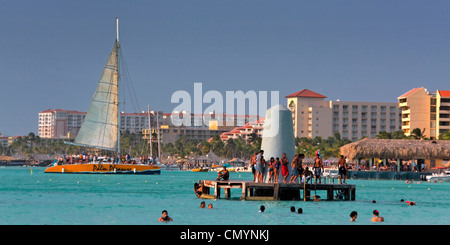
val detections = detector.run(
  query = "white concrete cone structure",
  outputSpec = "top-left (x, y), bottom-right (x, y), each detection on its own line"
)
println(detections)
top-left (260, 104), bottom-right (296, 183)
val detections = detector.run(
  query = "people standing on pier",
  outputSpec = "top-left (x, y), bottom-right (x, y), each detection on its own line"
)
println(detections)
top-left (338, 155), bottom-right (348, 184)
top-left (289, 155), bottom-right (299, 184)
top-left (261, 157), bottom-right (267, 182)
top-left (251, 152), bottom-right (257, 182)
top-left (255, 150), bottom-right (264, 183)
top-left (274, 157), bottom-right (280, 183)
top-left (314, 150), bottom-right (324, 185)
top-left (267, 157), bottom-right (275, 183)
top-left (281, 153), bottom-right (289, 184)
top-left (289, 154), bottom-right (304, 184)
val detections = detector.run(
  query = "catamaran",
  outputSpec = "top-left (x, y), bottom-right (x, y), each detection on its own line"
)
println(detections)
top-left (45, 18), bottom-right (160, 175)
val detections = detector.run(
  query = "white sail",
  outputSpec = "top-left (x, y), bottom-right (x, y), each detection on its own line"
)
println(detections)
top-left (71, 41), bottom-right (120, 151)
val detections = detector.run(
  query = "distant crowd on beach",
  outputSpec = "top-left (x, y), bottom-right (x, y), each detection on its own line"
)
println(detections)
top-left (249, 149), bottom-right (349, 185)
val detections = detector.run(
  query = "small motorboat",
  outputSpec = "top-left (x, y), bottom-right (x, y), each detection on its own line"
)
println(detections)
top-left (426, 169), bottom-right (450, 182)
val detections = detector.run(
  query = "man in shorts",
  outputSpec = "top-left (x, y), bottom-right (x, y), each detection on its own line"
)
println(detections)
top-left (338, 155), bottom-right (347, 184)
top-left (281, 153), bottom-right (289, 183)
top-left (289, 154), bottom-right (304, 184)
top-left (314, 150), bottom-right (323, 184)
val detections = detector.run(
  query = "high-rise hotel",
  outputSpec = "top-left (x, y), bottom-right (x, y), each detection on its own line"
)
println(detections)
top-left (38, 109), bottom-right (162, 139)
top-left (286, 89), bottom-right (402, 141)
top-left (398, 87), bottom-right (450, 139)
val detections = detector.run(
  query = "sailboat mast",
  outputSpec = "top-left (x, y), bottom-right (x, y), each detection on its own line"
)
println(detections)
top-left (116, 17), bottom-right (121, 155)
top-left (148, 105), bottom-right (153, 159)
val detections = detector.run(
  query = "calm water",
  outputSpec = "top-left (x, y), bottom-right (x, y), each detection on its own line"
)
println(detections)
top-left (0, 167), bottom-right (449, 225)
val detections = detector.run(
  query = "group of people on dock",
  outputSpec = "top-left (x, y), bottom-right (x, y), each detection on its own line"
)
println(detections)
top-left (250, 149), bottom-right (348, 185)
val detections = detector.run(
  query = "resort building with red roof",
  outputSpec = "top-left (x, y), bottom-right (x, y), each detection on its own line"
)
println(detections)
top-left (286, 89), bottom-right (402, 141)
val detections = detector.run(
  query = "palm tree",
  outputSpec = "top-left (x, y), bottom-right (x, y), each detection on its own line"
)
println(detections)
top-left (439, 131), bottom-right (450, 140)
top-left (376, 131), bottom-right (392, 139)
top-left (411, 128), bottom-right (427, 140)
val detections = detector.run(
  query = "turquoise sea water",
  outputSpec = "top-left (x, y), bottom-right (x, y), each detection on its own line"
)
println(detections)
top-left (0, 167), bottom-right (449, 225)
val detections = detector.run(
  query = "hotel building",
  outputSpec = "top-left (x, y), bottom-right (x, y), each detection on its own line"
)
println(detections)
top-left (286, 89), bottom-right (402, 141)
top-left (38, 109), bottom-right (259, 144)
top-left (38, 109), bottom-right (163, 139)
top-left (159, 112), bottom-right (260, 144)
top-left (398, 87), bottom-right (450, 139)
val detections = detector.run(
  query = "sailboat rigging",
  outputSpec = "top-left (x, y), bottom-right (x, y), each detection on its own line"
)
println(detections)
top-left (45, 18), bottom-right (160, 175)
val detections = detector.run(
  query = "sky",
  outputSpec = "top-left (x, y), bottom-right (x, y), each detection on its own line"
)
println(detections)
top-left (1, 0), bottom-right (450, 136)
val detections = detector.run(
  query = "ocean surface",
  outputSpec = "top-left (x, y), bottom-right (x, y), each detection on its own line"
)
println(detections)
top-left (1, 166), bottom-right (449, 225)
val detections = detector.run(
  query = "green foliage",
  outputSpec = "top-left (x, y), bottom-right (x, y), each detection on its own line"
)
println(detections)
top-left (4, 128), bottom-right (449, 159)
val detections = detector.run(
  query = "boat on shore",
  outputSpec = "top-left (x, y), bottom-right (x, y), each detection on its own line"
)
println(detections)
top-left (45, 18), bottom-right (160, 175)
top-left (192, 167), bottom-right (210, 172)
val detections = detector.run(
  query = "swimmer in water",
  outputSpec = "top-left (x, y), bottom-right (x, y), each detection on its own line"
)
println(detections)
top-left (406, 201), bottom-right (416, 206)
top-left (158, 210), bottom-right (173, 222)
top-left (371, 210), bottom-right (384, 222)
top-left (259, 205), bottom-right (265, 213)
top-left (350, 211), bottom-right (358, 222)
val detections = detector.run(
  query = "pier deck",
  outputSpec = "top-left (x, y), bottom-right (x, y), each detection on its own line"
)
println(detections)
top-left (198, 179), bottom-right (356, 201)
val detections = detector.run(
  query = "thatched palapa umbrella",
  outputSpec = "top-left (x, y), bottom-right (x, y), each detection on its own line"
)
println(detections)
top-left (340, 138), bottom-right (450, 162)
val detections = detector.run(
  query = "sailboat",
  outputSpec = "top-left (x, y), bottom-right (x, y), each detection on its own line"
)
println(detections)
top-left (45, 18), bottom-right (160, 175)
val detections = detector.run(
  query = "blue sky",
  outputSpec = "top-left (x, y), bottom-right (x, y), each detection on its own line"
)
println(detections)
top-left (1, 0), bottom-right (450, 136)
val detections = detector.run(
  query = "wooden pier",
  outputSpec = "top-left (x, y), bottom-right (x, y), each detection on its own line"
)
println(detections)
top-left (197, 179), bottom-right (356, 201)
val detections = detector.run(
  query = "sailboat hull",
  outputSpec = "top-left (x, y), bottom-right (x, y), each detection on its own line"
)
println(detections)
top-left (45, 163), bottom-right (161, 175)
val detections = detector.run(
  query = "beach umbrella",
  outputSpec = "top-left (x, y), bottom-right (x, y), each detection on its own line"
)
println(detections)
top-left (228, 158), bottom-right (244, 164)
top-left (0, 155), bottom-right (15, 161)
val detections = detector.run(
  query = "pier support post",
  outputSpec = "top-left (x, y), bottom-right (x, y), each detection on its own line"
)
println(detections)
top-left (224, 188), bottom-right (230, 199)
top-left (241, 183), bottom-right (247, 200)
top-left (273, 183), bottom-right (280, 200)
top-left (327, 188), bottom-right (333, 201)
top-left (214, 182), bottom-right (220, 199)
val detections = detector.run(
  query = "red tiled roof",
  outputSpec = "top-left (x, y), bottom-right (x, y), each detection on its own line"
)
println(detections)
top-left (285, 89), bottom-right (327, 98)
top-left (438, 90), bottom-right (450, 98)
top-left (398, 87), bottom-right (423, 98)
